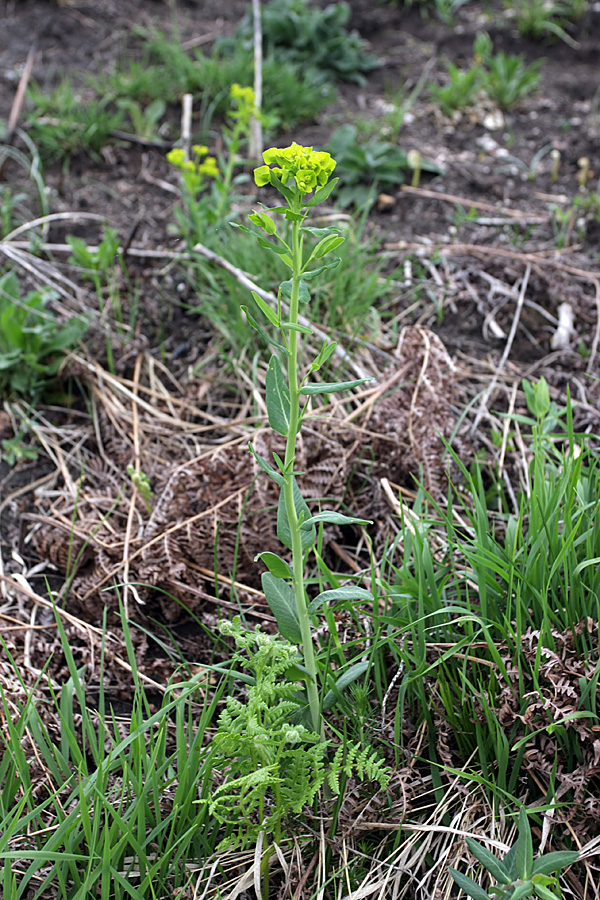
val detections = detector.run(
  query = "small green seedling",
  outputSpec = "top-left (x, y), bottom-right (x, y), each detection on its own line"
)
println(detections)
top-left (127, 464), bottom-right (153, 513)
top-left (450, 808), bottom-right (579, 899)
top-left (0, 271), bottom-right (86, 401)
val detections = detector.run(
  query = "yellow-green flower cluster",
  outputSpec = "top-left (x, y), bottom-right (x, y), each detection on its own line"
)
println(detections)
top-left (166, 145), bottom-right (219, 194)
top-left (229, 83), bottom-right (257, 129)
top-left (254, 143), bottom-right (336, 195)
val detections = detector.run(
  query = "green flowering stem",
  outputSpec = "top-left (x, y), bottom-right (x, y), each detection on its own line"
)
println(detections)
top-left (245, 143), bottom-right (344, 739)
top-left (283, 212), bottom-right (322, 737)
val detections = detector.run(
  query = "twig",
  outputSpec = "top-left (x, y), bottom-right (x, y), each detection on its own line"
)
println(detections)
top-left (181, 93), bottom-right (193, 160)
top-left (471, 264), bottom-right (531, 435)
top-left (400, 185), bottom-right (548, 221)
top-left (5, 44), bottom-right (36, 147)
top-left (249, 0), bottom-right (263, 161)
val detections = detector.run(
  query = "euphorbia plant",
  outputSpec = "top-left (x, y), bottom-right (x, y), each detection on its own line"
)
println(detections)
top-left (237, 142), bottom-right (374, 735)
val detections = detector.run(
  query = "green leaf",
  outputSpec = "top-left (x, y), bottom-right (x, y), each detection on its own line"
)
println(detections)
top-left (248, 442), bottom-right (284, 487)
top-left (300, 378), bottom-right (372, 395)
top-left (261, 573), bottom-right (301, 644)
top-left (270, 172), bottom-right (296, 204)
top-left (517, 809), bottom-right (533, 881)
top-left (241, 307), bottom-right (287, 353)
top-left (265, 355), bottom-right (293, 437)
top-left (301, 258), bottom-right (341, 280)
top-left (305, 177), bottom-right (339, 208)
top-left (251, 291), bottom-right (279, 327)
top-left (277, 477), bottom-right (316, 551)
top-left (301, 511), bottom-right (372, 529)
top-left (248, 210), bottom-right (277, 235)
top-left (504, 844), bottom-right (518, 881)
top-left (254, 551), bottom-right (292, 579)
top-left (465, 839), bottom-right (512, 886)
top-left (448, 869), bottom-right (492, 900)
top-left (323, 660), bottom-right (369, 709)
top-left (256, 235), bottom-right (291, 255)
top-left (308, 234), bottom-right (345, 261)
top-left (532, 851), bottom-right (579, 876)
top-left (533, 885), bottom-right (560, 900)
top-left (280, 279), bottom-right (311, 304)
top-left (307, 585), bottom-right (373, 615)
top-left (282, 322), bottom-right (313, 334)
top-left (311, 340), bottom-right (338, 372)
top-left (301, 225), bottom-right (339, 238)
top-left (510, 881), bottom-right (534, 900)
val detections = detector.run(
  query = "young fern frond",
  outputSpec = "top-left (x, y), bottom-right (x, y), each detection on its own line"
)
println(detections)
top-left (327, 742), bottom-right (390, 794)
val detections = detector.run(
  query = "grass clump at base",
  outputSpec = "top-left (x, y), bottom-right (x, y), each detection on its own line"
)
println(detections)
top-left (380, 377), bottom-right (600, 807)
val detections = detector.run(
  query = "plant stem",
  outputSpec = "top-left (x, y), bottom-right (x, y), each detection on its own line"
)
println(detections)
top-left (283, 216), bottom-right (322, 738)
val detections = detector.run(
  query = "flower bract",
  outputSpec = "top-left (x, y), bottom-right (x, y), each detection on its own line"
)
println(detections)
top-left (254, 143), bottom-right (336, 195)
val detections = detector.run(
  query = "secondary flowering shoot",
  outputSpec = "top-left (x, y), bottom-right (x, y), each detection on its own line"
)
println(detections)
top-left (167, 144), bottom-right (219, 195)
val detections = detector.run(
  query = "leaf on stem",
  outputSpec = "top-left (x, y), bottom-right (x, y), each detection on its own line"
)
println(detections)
top-left (322, 660), bottom-right (369, 709)
top-left (300, 378), bottom-right (372, 395)
top-left (266, 355), bottom-right (296, 437)
top-left (261, 572), bottom-right (302, 644)
top-left (516, 808), bottom-right (534, 881)
top-left (301, 258), bottom-right (341, 280)
top-left (307, 234), bottom-right (345, 262)
top-left (301, 511), bottom-right (372, 528)
top-left (251, 291), bottom-right (279, 327)
top-left (448, 869), bottom-right (492, 900)
top-left (304, 177), bottom-right (339, 208)
top-left (280, 279), bottom-right (311, 304)
top-left (307, 585), bottom-right (373, 615)
top-left (255, 551), bottom-right (292, 579)
top-left (531, 851), bottom-right (579, 876)
top-left (465, 838), bottom-right (512, 886)
top-left (248, 442), bottom-right (284, 487)
top-left (241, 307), bottom-right (287, 353)
top-left (277, 477), bottom-right (316, 550)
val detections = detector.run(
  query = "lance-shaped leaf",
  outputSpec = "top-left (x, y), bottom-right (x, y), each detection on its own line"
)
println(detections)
top-left (282, 322), bottom-right (313, 335)
top-left (265, 355), bottom-right (295, 437)
top-left (307, 585), bottom-right (373, 615)
top-left (448, 869), bottom-right (491, 900)
top-left (261, 573), bottom-right (301, 644)
top-left (465, 839), bottom-right (512, 886)
top-left (248, 442), bottom-right (284, 487)
top-left (305, 177), bottom-right (339, 208)
top-left (277, 477), bottom-right (316, 550)
top-left (301, 511), bottom-right (373, 529)
top-left (307, 234), bottom-right (345, 262)
top-left (322, 660), bottom-right (369, 709)
top-left (532, 851), bottom-right (579, 876)
top-left (310, 340), bottom-right (337, 372)
top-left (516, 808), bottom-right (533, 881)
top-left (251, 291), bottom-right (279, 327)
top-left (255, 551), bottom-right (292, 579)
top-left (301, 258), bottom-right (340, 281)
top-left (241, 307), bottom-right (287, 353)
top-left (300, 378), bottom-right (372, 395)
top-left (280, 279), bottom-right (311, 304)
